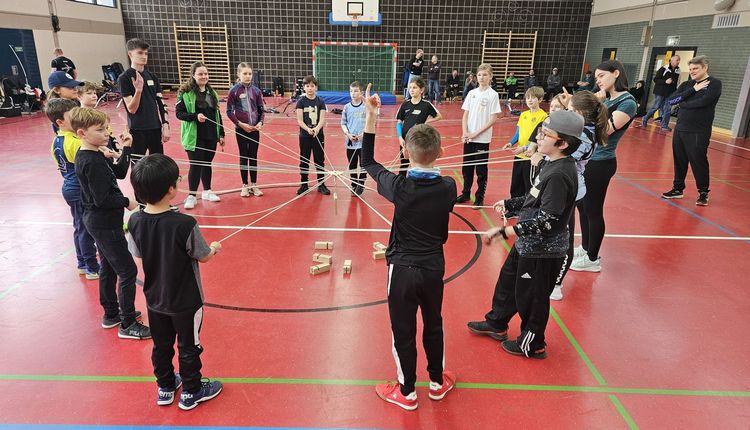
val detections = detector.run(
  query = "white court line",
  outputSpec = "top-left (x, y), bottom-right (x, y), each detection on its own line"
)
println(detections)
top-left (4, 220), bottom-right (750, 241)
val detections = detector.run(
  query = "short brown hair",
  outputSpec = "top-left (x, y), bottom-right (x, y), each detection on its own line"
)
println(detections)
top-left (405, 124), bottom-right (441, 164)
top-left (126, 38), bottom-right (149, 51)
top-left (688, 55), bottom-right (709, 68)
top-left (477, 63), bottom-right (493, 75)
top-left (525, 86), bottom-right (544, 100)
top-left (45, 98), bottom-right (79, 124)
top-left (349, 81), bottom-right (363, 90)
top-left (302, 75), bottom-right (318, 87)
top-left (69, 107), bottom-right (109, 132)
top-left (78, 81), bottom-right (101, 94)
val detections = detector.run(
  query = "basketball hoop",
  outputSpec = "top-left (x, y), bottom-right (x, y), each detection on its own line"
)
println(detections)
top-left (350, 13), bottom-right (360, 27)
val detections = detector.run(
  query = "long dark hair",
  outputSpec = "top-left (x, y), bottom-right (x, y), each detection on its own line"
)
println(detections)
top-left (595, 60), bottom-right (629, 92)
top-left (570, 90), bottom-right (609, 147)
top-left (179, 61), bottom-right (218, 106)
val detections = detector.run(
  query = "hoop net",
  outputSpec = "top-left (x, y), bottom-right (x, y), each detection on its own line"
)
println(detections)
top-left (350, 13), bottom-right (360, 27)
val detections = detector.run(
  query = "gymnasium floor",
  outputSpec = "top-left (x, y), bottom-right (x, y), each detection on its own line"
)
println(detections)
top-left (0, 94), bottom-right (749, 430)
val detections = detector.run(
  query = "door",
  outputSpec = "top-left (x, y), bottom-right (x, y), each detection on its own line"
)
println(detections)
top-left (643, 47), bottom-right (697, 121)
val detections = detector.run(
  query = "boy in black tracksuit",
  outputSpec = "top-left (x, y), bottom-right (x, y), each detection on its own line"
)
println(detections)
top-left (361, 85), bottom-right (457, 411)
top-left (468, 110), bottom-right (584, 359)
top-left (128, 154), bottom-right (223, 410)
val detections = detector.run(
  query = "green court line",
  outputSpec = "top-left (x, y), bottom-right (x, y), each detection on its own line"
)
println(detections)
top-left (608, 395), bottom-right (639, 430)
top-left (0, 247), bottom-right (75, 300)
top-left (1, 374), bottom-right (748, 398)
top-left (549, 308), bottom-right (607, 386)
top-left (450, 168), bottom-right (637, 426)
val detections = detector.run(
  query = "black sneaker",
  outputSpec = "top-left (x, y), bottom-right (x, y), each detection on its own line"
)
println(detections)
top-left (179, 379), bottom-right (223, 410)
top-left (118, 321), bottom-right (151, 340)
top-left (296, 184), bottom-right (309, 195)
top-left (101, 311), bottom-right (142, 329)
top-left (317, 184), bottom-right (331, 195)
top-left (467, 321), bottom-right (508, 341)
top-left (472, 199), bottom-right (484, 210)
top-left (696, 192), bottom-right (709, 206)
top-left (501, 339), bottom-right (547, 359)
top-left (661, 189), bottom-right (684, 199)
top-left (456, 193), bottom-right (470, 204)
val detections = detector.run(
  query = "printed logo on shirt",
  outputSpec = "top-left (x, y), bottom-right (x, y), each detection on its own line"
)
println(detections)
top-left (240, 93), bottom-right (247, 99)
top-left (529, 186), bottom-right (540, 198)
top-left (304, 106), bottom-right (319, 126)
top-left (411, 110), bottom-right (422, 115)
top-left (147, 80), bottom-right (155, 86)
top-left (521, 273), bottom-right (532, 279)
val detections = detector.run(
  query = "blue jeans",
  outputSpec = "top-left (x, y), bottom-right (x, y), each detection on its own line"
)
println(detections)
top-left (643, 94), bottom-right (672, 129)
top-left (85, 224), bottom-right (138, 327)
top-left (62, 191), bottom-right (99, 273)
top-left (428, 79), bottom-right (441, 103)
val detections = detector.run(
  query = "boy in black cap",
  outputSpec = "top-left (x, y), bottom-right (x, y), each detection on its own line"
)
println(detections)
top-left (467, 110), bottom-right (584, 359)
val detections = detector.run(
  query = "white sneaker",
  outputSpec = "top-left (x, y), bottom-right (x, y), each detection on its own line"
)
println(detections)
top-left (184, 195), bottom-right (197, 210)
top-left (570, 255), bottom-right (601, 272)
top-left (573, 246), bottom-right (586, 260)
top-left (250, 184), bottom-right (263, 197)
top-left (240, 185), bottom-right (250, 197)
top-left (550, 284), bottom-right (563, 301)
top-left (201, 190), bottom-right (221, 202)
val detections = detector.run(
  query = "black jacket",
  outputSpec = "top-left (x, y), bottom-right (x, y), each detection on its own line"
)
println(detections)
top-left (652, 65), bottom-right (680, 96)
top-left (669, 76), bottom-right (722, 133)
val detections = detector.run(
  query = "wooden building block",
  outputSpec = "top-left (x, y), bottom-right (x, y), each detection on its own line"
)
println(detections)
top-left (313, 253), bottom-right (332, 264)
top-left (343, 260), bottom-right (352, 274)
top-left (314, 241), bottom-right (333, 250)
top-left (372, 250), bottom-right (385, 260)
top-left (309, 263), bottom-right (331, 275)
top-left (372, 242), bottom-right (387, 251)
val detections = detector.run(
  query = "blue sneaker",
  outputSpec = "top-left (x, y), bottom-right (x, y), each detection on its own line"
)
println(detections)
top-left (157, 373), bottom-right (182, 406)
top-left (179, 379), bottom-right (223, 410)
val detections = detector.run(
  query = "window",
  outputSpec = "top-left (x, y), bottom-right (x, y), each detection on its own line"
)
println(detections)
top-left (68, 0), bottom-right (117, 8)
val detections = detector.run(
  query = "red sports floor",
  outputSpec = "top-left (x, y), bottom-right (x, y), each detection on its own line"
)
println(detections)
top-left (1, 95), bottom-right (749, 430)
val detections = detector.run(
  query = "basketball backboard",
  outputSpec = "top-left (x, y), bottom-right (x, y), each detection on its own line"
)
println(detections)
top-left (329, 0), bottom-right (381, 26)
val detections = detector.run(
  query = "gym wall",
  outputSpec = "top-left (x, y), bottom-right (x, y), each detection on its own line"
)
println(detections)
top-left (119, 0), bottom-right (593, 94)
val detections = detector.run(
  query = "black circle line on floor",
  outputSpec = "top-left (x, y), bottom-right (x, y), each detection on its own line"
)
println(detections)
top-left (137, 211), bottom-right (482, 313)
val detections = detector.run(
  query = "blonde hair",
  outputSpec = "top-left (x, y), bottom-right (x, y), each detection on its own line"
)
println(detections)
top-left (477, 63), bottom-right (493, 75)
top-left (688, 55), bottom-right (709, 68)
top-left (405, 124), bottom-right (441, 164)
top-left (69, 107), bottom-right (108, 132)
top-left (525, 86), bottom-right (544, 100)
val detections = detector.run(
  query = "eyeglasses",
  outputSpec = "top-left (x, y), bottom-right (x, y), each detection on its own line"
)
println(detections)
top-left (537, 129), bottom-right (560, 141)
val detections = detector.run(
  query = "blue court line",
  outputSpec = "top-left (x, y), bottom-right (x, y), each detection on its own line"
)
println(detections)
top-left (0, 426), bottom-right (388, 430)
top-left (616, 175), bottom-right (750, 245)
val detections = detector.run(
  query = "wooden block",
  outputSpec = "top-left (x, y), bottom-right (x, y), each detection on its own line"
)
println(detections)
top-left (372, 250), bottom-right (385, 260)
top-left (313, 253), bottom-right (332, 264)
top-left (309, 263), bottom-right (331, 275)
top-left (314, 241), bottom-right (328, 249)
top-left (326, 241), bottom-right (334, 250)
top-left (343, 259), bottom-right (352, 274)
top-left (372, 242), bottom-right (387, 251)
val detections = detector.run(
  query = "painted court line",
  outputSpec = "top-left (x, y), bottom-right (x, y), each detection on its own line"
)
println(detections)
top-left (0, 426), bottom-right (363, 430)
top-left (0, 247), bottom-right (75, 300)
top-left (1, 374), bottom-right (748, 398)
top-left (7, 219), bottom-right (749, 240)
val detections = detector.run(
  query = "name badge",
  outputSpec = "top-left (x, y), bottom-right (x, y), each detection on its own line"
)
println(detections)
top-left (412, 110), bottom-right (422, 114)
top-left (529, 186), bottom-right (540, 198)
top-left (239, 93), bottom-right (247, 99)
top-left (147, 80), bottom-right (155, 86)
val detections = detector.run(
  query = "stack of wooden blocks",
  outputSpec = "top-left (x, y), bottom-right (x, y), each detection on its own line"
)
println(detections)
top-left (372, 242), bottom-right (387, 260)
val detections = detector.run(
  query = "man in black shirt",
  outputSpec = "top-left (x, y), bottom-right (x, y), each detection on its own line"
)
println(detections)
top-left (640, 54), bottom-right (680, 131)
top-left (468, 110), bottom-right (583, 360)
top-left (662, 56), bottom-right (721, 206)
top-left (361, 85), bottom-right (457, 411)
top-left (128, 154), bottom-right (223, 410)
top-left (405, 49), bottom-right (424, 101)
top-left (51, 48), bottom-right (76, 79)
top-left (118, 38), bottom-right (170, 157)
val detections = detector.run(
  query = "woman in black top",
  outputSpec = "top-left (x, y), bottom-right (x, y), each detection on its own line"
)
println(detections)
top-left (175, 62), bottom-right (225, 210)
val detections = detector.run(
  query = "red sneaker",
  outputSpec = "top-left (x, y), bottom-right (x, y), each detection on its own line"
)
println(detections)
top-left (375, 382), bottom-right (418, 411)
top-left (429, 371), bottom-right (456, 400)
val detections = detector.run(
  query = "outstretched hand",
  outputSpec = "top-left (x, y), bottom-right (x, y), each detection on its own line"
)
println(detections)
top-left (364, 83), bottom-right (381, 113)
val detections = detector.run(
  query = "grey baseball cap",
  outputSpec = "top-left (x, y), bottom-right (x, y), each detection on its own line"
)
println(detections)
top-left (547, 110), bottom-right (584, 137)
